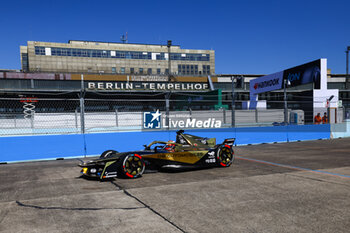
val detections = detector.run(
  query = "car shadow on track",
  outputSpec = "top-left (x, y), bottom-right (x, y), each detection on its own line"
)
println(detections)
top-left (76, 166), bottom-right (219, 182)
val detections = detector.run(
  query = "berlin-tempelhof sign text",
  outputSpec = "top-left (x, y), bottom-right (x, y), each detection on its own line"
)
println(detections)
top-left (87, 82), bottom-right (209, 91)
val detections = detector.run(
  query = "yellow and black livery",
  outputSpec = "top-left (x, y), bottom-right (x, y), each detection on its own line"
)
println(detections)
top-left (79, 130), bottom-right (235, 179)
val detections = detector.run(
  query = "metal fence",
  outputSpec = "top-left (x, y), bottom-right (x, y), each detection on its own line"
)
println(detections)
top-left (0, 96), bottom-right (344, 136)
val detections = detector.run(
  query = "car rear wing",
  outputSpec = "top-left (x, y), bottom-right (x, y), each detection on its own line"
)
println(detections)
top-left (222, 138), bottom-right (235, 146)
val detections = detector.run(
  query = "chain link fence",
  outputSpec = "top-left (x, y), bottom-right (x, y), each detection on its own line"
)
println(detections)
top-left (0, 94), bottom-right (345, 136)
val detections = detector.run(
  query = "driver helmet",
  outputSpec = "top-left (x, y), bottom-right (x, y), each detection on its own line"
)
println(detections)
top-left (164, 140), bottom-right (176, 151)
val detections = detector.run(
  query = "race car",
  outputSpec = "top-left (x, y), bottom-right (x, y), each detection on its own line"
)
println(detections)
top-left (79, 130), bottom-right (235, 179)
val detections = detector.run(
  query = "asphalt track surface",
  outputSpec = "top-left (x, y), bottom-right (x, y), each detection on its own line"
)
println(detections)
top-left (1, 138), bottom-right (350, 233)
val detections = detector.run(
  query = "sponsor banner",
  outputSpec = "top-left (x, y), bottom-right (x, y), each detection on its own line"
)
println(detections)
top-left (72, 74), bottom-right (216, 83)
top-left (87, 81), bottom-right (209, 91)
top-left (250, 59), bottom-right (322, 95)
top-left (283, 59), bottom-right (321, 89)
top-left (250, 71), bottom-right (283, 95)
top-left (143, 110), bottom-right (222, 129)
top-left (130, 75), bottom-right (168, 82)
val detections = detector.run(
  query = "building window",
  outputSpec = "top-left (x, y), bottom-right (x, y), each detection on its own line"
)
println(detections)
top-left (203, 65), bottom-right (210, 75)
top-left (178, 64), bottom-right (198, 75)
top-left (139, 68), bottom-right (144, 74)
top-left (147, 68), bottom-right (152, 74)
top-left (157, 68), bottom-right (161, 74)
top-left (130, 68), bottom-right (134, 74)
top-left (35, 47), bottom-right (46, 55)
top-left (34, 46), bottom-right (210, 62)
top-left (165, 69), bottom-right (169, 74)
top-left (112, 67), bottom-right (116, 73)
top-left (21, 53), bottom-right (29, 72)
top-left (121, 67), bottom-right (125, 74)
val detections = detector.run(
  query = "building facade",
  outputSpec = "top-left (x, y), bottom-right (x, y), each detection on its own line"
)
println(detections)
top-left (1, 70), bottom-right (348, 111)
top-left (20, 40), bottom-right (215, 75)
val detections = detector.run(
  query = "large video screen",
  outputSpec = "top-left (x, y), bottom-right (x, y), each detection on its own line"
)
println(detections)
top-left (283, 59), bottom-right (321, 89)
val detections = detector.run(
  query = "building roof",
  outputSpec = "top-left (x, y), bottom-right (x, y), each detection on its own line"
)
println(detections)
top-left (68, 40), bottom-right (181, 48)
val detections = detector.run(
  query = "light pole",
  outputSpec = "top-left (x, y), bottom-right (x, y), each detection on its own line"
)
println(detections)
top-left (284, 78), bottom-right (288, 124)
top-left (326, 95), bottom-right (334, 124)
top-left (346, 46), bottom-right (350, 89)
top-left (166, 40), bottom-right (172, 128)
top-left (167, 40), bottom-right (172, 82)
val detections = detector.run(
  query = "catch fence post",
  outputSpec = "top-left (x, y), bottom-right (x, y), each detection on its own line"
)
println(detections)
top-left (165, 92), bottom-right (170, 130)
top-left (231, 76), bottom-right (236, 127)
top-left (80, 98), bottom-right (85, 134)
top-left (30, 112), bottom-right (34, 128)
top-left (115, 108), bottom-right (119, 127)
top-left (75, 109), bottom-right (78, 128)
top-left (223, 108), bottom-right (226, 124)
top-left (80, 74), bottom-right (85, 134)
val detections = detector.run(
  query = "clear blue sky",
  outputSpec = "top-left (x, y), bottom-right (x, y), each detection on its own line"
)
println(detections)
top-left (0, 0), bottom-right (349, 75)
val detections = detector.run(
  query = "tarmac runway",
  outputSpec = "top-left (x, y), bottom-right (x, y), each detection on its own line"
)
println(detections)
top-left (0, 138), bottom-right (350, 233)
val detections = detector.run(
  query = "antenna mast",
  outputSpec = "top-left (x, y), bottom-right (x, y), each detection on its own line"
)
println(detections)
top-left (120, 32), bottom-right (128, 43)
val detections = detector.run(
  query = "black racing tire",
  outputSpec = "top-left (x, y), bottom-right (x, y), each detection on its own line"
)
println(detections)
top-left (117, 154), bottom-right (145, 178)
top-left (216, 144), bottom-right (234, 167)
top-left (100, 150), bottom-right (118, 159)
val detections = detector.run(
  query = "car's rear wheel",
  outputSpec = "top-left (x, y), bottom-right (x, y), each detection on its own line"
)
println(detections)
top-left (118, 154), bottom-right (145, 178)
top-left (100, 150), bottom-right (117, 159)
top-left (216, 145), bottom-right (234, 167)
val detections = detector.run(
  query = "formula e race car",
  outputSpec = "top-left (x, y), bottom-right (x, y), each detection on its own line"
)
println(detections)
top-left (79, 130), bottom-right (235, 179)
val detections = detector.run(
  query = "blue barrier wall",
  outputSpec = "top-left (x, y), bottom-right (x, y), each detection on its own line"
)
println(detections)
top-left (0, 124), bottom-right (330, 163)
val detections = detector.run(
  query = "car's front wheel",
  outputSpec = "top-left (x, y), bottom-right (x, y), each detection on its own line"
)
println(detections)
top-left (100, 150), bottom-right (118, 159)
top-left (118, 154), bottom-right (145, 178)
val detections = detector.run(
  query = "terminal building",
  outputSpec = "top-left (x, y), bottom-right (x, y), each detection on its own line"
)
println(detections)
top-left (20, 40), bottom-right (215, 75)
